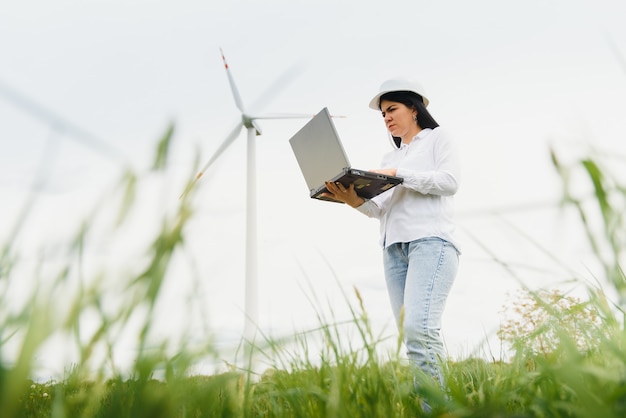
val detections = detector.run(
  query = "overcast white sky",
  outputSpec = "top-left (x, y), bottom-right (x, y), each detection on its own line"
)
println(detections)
top-left (2, 0), bottom-right (626, 377)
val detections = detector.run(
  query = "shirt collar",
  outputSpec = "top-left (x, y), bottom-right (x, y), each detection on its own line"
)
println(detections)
top-left (399, 128), bottom-right (433, 148)
top-left (415, 128), bottom-right (433, 140)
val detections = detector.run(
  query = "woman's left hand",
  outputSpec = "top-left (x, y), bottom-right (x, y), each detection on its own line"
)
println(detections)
top-left (323, 181), bottom-right (364, 208)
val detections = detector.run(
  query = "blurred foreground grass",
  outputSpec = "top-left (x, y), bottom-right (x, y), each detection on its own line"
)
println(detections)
top-left (1, 128), bottom-right (625, 417)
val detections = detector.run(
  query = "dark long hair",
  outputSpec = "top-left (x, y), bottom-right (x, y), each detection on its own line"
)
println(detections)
top-left (379, 91), bottom-right (439, 148)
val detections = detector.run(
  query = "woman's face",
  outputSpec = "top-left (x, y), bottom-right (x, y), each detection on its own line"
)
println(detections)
top-left (380, 99), bottom-right (419, 141)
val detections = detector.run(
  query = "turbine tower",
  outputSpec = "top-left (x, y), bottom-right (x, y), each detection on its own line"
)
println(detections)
top-left (191, 49), bottom-right (313, 366)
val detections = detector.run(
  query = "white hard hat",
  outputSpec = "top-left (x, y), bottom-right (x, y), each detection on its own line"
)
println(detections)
top-left (368, 76), bottom-right (429, 110)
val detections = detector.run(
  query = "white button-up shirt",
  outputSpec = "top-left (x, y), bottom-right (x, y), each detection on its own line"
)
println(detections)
top-left (356, 127), bottom-right (461, 251)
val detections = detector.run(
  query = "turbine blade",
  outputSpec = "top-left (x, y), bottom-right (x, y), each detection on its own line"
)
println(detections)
top-left (250, 112), bottom-right (347, 120)
top-left (0, 78), bottom-right (127, 164)
top-left (248, 60), bottom-right (306, 114)
top-left (249, 113), bottom-right (315, 120)
top-left (179, 121), bottom-right (243, 199)
top-left (220, 48), bottom-right (246, 113)
top-left (198, 121), bottom-right (244, 176)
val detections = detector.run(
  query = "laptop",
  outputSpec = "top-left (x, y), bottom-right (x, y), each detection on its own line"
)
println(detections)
top-left (289, 107), bottom-right (403, 203)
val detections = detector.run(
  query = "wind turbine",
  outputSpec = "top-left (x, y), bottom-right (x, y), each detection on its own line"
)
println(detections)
top-left (190, 49), bottom-right (314, 365)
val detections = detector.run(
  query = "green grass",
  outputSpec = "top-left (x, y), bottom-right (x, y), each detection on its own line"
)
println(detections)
top-left (2, 128), bottom-right (626, 417)
top-left (12, 330), bottom-right (626, 417)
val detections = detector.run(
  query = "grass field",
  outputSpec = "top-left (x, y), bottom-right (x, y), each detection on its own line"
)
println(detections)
top-left (1, 132), bottom-right (625, 417)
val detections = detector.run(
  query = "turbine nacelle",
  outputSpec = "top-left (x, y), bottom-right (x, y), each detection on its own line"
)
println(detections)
top-left (241, 114), bottom-right (262, 136)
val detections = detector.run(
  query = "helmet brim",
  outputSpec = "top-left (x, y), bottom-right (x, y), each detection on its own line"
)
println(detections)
top-left (369, 89), bottom-right (430, 110)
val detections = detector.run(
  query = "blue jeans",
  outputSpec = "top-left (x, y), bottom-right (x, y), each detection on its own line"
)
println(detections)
top-left (383, 237), bottom-right (459, 388)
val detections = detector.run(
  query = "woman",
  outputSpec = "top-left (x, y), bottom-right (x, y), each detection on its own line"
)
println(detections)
top-left (323, 76), bottom-right (461, 389)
